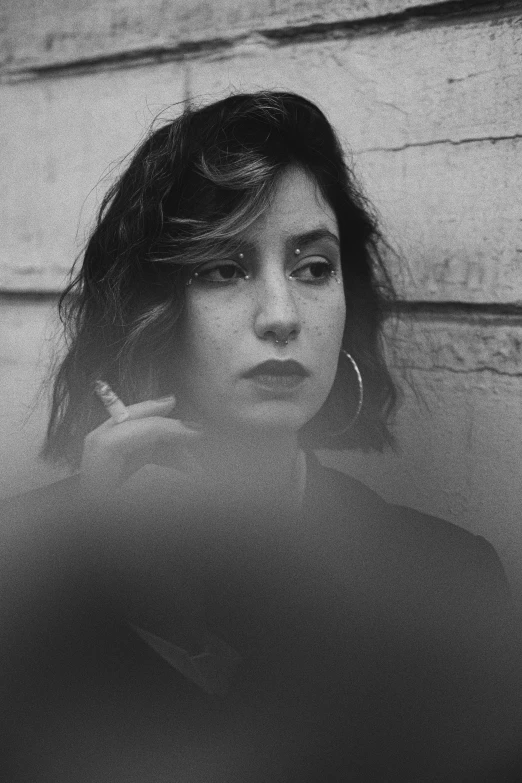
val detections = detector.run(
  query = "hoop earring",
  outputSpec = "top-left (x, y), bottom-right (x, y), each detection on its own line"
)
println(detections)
top-left (328, 350), bottom-right (364, 438)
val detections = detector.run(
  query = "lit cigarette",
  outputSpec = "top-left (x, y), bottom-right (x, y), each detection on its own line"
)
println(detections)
top-left (94, 380), bottom-right (130, 423)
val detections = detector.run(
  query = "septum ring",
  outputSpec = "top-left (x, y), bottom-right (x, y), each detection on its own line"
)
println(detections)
top-left (274, 337), bottom-right (289, 347)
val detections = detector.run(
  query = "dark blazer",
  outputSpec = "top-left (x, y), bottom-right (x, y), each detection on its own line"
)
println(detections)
top-left (1, 454), bottom-right (520, 782)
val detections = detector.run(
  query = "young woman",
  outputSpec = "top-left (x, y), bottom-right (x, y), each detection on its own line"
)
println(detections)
top-left (2, 91), bottom-right (520, 781)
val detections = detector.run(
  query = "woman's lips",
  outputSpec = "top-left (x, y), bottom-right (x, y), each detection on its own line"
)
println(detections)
top-left (243, 360), bottom-right (309, 392)
top-left (243, 360), bottom-right (309, 378)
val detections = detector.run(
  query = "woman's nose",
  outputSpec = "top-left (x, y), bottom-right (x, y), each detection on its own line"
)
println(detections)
top-left (253, 273), bottom-right (301, 346)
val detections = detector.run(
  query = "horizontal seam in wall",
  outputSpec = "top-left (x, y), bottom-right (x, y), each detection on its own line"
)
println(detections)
top-left (385, 302), bottom-right (522, 324)
top-left (0, 292), bottom-right (61, 303)
top-left (0, 0), bottom-right (520, 83)
top-left (394, 363), bottom-right (522, 376)
top-left (358, 134), bottom-right (522, 153)
top-left (266, 0), bottom-right (522, 43)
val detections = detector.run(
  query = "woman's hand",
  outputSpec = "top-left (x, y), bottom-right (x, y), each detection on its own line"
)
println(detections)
top-left (79, 396), bottom-right (203, 501)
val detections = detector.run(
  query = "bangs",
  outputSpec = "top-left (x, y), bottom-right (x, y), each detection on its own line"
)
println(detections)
top-left (151, 163), bottom-right (284, 271)
top-left (149, 99), bottom-right (319, 272)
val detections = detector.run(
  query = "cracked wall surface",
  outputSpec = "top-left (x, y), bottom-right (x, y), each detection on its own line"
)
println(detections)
top-left (3, 14), bottom-right (522, 298)
top-left (0, 2), bottom-right (502, 72)
top-left (1, 0), bottom-right (522, 599)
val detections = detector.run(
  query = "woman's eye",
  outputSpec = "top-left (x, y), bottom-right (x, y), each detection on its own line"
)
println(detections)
top-left (290, 259), bottom-right (336, 283)
top-left (194, 263), bottom-right (245, 284)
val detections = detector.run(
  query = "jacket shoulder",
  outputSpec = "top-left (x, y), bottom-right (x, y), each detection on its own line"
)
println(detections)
top-left (306, 455), bottom-right (511, 605)
top-left (309, 455), bottom-right (491, 547)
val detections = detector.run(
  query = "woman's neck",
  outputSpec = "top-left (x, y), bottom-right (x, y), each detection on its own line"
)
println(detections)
top-left (195, 429), bottom-right (302, 506)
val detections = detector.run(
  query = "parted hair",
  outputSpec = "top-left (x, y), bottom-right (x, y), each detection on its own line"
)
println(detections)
top-left (42, 90), bottom-right (397, 466)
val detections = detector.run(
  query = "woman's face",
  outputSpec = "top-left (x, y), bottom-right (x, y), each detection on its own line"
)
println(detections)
top-left (176, 165), bottom-right (346, 439)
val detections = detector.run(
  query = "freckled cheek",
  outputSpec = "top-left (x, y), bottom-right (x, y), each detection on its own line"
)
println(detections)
top-left (305, 295), bottom-right (346, 346)
top-left (190, 314), bottom-right (242, 378)
top-left (329, 293), bottom-right (347, 337)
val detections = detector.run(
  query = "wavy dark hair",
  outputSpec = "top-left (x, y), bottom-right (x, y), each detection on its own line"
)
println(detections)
top-left (42, 90), bottom-right (397, 467)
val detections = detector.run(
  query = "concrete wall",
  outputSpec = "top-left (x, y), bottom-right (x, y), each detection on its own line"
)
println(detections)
top-left (1, 2), bottom-right (522, 595)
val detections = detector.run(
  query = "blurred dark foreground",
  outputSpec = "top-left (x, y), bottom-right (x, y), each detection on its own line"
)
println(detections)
top-left (1, 462), bottom-right (522, 782)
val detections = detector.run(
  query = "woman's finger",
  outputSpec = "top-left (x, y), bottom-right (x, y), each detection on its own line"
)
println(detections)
top-left (93, 377), bottom-right (177, 426)
top-left (95, 396), bottom-right (177, 428)
top-left (116, 396), bottom-right (177, 421)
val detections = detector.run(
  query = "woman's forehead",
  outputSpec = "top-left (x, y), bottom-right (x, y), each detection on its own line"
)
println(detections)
top-left (239, 167), bottom-right (339, 244)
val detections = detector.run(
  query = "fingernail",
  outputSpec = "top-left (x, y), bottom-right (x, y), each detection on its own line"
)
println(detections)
top-left (156, 395), bottom-right (176, 404)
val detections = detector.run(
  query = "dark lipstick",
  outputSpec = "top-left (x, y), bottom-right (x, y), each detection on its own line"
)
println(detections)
top-left (243, 360), bottom-right (309, 378)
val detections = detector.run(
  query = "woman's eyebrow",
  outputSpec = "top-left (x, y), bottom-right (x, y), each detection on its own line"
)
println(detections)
top-left (229, 227), bottom-right (340, 255)
top-left (285, 228), bottom-right (340, 250)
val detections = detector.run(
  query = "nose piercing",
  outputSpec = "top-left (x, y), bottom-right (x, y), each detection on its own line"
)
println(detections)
top-left (274, 337), bottom-right (289, 347)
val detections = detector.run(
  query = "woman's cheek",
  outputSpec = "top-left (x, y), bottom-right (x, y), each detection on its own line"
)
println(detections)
top-left (314, 297), bottom-right (345, 348)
